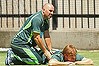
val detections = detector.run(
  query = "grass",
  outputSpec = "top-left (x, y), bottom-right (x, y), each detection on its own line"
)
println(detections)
top-left (0, 50), bottom-right (99, 66)
top-left (0, 52), bottom-right (6, 65)
top-left (77, 50), bottom-right (99, 66)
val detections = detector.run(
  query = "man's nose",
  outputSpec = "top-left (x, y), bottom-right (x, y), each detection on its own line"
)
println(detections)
top-left (51, 12), bottom-right (54, 15)
top-left (72, 56), bottom-right (76, 60)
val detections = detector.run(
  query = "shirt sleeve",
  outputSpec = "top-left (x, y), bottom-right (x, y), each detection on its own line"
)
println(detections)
top-left (76, 54), bottom-right (84, 61)
top-left (32, 17), bottom-right (41, 34)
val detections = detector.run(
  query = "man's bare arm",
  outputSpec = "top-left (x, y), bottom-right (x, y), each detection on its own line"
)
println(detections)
top-left (33, 32), bottom-right (51, 60)
top-left (44, 30), bottom-right (52, 51)
top-left (48, 58), bottom-right (93, 66)
top-left (75, 58), bottom-right (93, 65)
top-left (48, 59), bottom-right (74, 66)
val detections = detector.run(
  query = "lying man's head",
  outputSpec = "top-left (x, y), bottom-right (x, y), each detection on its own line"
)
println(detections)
top-left (62, 44), bottom-right (77, 62)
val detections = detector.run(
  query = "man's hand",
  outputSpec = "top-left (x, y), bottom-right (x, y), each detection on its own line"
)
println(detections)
top-left (44, 50), bottom-right (52, 60)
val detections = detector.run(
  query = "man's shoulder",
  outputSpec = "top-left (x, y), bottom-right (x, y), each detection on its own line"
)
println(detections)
top-left (53, 50), bottom-right (62, 54)
top-left (76, 53), bottom-right (84, 61)
top-left (31, 11), bottom-right (43, 21)
top-left (29, 11), bottom-right (42, 18)
top-left (52, 50), bottom-right (64, 62)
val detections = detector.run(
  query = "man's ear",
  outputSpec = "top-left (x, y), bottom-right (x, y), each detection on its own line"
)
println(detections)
top-left (43, 8), bottom-right (45, 12)
top-left (63, 54), bottom-right (68, 62)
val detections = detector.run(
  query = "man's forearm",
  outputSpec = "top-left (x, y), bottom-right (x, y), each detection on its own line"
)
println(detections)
top-left (49, 59), bottom-right (74, 66)
top-left (34, 34), bottom-right (51, 60)
top-left (34, 35), bottom-right (46, 52)
top-left (75, 59), bottom-right (93, 65)
top-left (44, 30), bottom-right (52, 51)
top-left (45, 38), bottom-right (52, 51)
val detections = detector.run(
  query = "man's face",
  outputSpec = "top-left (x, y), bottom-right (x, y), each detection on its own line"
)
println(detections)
top-left (43, 5), bottom-right (54, 19)
top-left (63, 50), bottom-right (76, 62)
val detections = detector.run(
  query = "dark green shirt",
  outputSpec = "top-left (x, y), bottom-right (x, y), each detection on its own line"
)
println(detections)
top-left (11, 11), bottom-right (49, 47)
top-left (51, 50), bottom-right (84, 62)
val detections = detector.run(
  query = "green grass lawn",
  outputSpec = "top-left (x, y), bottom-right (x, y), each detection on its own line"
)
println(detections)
top-left (0, 50), bottom-right (99, 66)
top-left (77, 50), bottom-right (99, 66)
top-left (0, 52), bottom-right (6, 65)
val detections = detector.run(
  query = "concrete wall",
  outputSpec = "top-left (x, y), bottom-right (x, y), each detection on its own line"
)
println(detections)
top-left (1, 0), bottom-right (99, 49)
top-left (50, 29), bottom-right (99, 50)
top-left (0, 29), bottom-right (99, 50)
top-left (0, 31), bottom-right (16, 48)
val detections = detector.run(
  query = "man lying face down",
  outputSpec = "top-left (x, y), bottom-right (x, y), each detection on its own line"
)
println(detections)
top-left (48, 44), bottom-right (93, 66)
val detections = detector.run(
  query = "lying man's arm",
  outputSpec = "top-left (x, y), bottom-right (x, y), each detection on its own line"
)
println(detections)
top-left (48, 59), bottom-right (75, 66)
top-left (48, 58), bottom-right (93, 66)
top-left (75, 58), bottom-right (93, 65)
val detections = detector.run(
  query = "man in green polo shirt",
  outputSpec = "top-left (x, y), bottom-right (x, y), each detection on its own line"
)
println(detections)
top-left (5, 3), bottom-right (54, 65)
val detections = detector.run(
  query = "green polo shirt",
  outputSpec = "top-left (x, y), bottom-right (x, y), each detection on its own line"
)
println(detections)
top-left (11, 11), bottom-right (49, 47)
top-left (51, 50), bottom-right (84, 62)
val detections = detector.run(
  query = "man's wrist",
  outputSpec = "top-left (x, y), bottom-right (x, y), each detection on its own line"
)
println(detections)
top-left (44, 50), bottom-right (51, 60)
top-left (49, 50), bottom-right (53, 54)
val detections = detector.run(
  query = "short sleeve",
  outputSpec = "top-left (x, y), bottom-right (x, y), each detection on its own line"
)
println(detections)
top-left (51, 50), bottom-right (64, 62)
top-left (32, 17), bottom-right (41, 33)
top-left (76, 54), bottom-right (84, 61)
